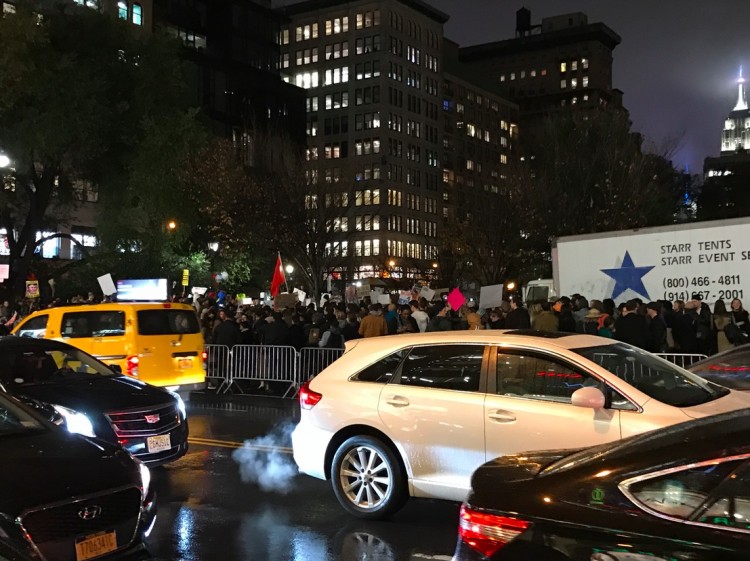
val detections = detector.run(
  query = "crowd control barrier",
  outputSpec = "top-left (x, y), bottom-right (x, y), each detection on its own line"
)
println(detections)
top-left (202, 344), bottom-right (345, 398)
top-left (654, 353), bottom-right (708, 369)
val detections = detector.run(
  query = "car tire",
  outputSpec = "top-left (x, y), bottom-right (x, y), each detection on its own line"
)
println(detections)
top-left (330, 435), bottom-right (407, 519)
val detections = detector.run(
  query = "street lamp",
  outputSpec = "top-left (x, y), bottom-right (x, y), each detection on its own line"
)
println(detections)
top-left (285, 264), bottom-right (294, 275)
top-left (167, 220), bottom-right (177, 231)
top-left (0, 153), bottom-right (10, 169)
top-left (388, 260), bottom-right (396, 268)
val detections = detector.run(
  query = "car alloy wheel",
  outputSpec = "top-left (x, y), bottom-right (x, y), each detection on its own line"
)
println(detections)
top-left (331, 435), bottom-right (406, 519)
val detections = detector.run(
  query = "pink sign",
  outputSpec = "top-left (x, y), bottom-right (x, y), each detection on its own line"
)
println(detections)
top-left (446, 288), bottom-right (466, 311)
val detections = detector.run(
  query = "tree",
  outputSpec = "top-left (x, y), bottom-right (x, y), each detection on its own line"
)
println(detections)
top-left (0, 4), bottom-right (200, 299)
top-left (519, 107), bottom-right (683, 262)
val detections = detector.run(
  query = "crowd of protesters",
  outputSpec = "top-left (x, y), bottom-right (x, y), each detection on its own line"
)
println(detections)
top-left (193, 290), bottom-right (750, 358)
top-left (2, 288), bottom-right (749, 359)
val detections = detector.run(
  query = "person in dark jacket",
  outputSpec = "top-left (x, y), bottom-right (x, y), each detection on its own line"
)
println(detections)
top-left (614, 299), bottom-right (648, 349)
top-left (426, 304), bottom-right (453, 332)
top-left (287, 314), bottom-right (307, 351)
top-left (342, 313), bottom-right (361, 341)
top-left (212, 309), bottom-right (242, 347)
top-left (645, 302), bottom-right (667, 353)
top-left (505, 297), bottom-right (531, 329)
top-left (263, 311), bottom-right (290, 346)
top-left (554, 299), bottom-right (577, 333)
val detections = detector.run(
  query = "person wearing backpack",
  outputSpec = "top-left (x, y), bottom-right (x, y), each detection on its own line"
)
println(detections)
top-left (319, 319), bottom-right (345, 349)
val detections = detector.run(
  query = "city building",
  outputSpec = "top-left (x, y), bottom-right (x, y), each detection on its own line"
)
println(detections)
top-left (457, 8), bottom-right (622, 148)
top-left (278, 0), bottom-right (449, 282)
top-left (701, 70), bottom-right (750, 219)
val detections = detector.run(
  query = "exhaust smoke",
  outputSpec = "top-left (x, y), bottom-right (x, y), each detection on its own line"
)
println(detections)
top-left (232, 421), bottom-right (299, 494)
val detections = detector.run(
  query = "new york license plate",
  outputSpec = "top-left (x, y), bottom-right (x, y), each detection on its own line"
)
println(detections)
top-left (147, 434), bottom-right (171, 453)
top-left (75, 530), bottom-right (117, 561)
top-left (178, 358), bottom-right (192, 369)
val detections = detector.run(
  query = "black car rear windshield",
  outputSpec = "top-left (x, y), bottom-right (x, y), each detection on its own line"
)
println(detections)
top-left (572, 343), bottom-right (729, 407)
top-left (137, 310), bottom-right (200, 336)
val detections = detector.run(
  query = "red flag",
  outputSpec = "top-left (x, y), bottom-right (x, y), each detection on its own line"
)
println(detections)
top-left (270, 254), bottom-right (286, 297)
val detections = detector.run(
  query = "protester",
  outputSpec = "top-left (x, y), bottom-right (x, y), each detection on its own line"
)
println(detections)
top-left (505, 296), bottom-right (531, 329)
top-left (614, 299), bottom-right (647, 349)
top-left (359, 304), bottom-right (388, 338)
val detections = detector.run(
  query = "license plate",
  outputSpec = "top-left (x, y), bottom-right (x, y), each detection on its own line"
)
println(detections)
top-left (75, 530), bottom-right (117, 561)
top-left (147, 434), bottom-right (171, 453)
top-left (178, 358), bottom-right (192, 369)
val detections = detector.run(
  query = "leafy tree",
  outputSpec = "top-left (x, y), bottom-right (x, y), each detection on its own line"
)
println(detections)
top-left (0, 3), bottom-right (200, 299)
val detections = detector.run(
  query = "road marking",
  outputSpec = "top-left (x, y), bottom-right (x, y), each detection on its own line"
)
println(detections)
top-left (188, 437), bottom-right (293, 454)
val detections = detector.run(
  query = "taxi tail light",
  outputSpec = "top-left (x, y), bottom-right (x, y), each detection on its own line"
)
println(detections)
top-left (299, 380), bottom-right (322, 410)
top-left (126, 355), bottom-right (140, 377)
top-left (458, 503), bottom-right (532, 558)
top-left (202, 350), bottom-right (208, 368)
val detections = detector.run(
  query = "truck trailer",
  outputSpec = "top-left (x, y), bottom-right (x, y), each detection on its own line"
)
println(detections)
top-left (524, 217), bottom-right (750, 305)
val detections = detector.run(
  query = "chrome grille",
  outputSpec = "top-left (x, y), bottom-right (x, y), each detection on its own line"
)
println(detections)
top-left (21, 487), bottom-right (141, 544)
top-left (105, 402), bottom-right (180, 438)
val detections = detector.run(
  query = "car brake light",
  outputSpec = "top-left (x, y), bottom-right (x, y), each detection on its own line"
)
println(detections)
top-left (458, 503), bottom-right (531, 558)
top-left (299, 380), bottom-right (322, 410)
top-left (126, 356), bottom-right (140, 377)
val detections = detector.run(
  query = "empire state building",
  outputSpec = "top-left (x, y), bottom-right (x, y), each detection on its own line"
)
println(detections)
top-left (721, 69), bottom-right (750, 154)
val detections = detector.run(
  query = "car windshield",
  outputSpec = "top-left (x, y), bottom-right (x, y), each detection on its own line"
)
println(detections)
top-left (0, 395), bottom-right (45, 437)
top-left (572, 343), bottom-right (730, 407)
top-left (0, 346), bottom-right (116, 387)
top-left (690, 348), bottom-right (750, 391)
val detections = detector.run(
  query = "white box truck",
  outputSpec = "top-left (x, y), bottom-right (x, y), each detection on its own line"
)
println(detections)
top-left (524, 217), bottom-right (750, 305)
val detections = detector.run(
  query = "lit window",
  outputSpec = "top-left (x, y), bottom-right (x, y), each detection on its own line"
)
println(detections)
top-left (530, 69), bottom-right (536, 77)
top-left (560, 62), bottom-right (567, 72)
top-left (583, 76), bottom-right (589, 87)
top-left (560, 79), bottom-right (566, 89)
top-left (132, 3), bottom-right (142, 25)
top-left (571, 60), bottom-right (578, 71)
top-left (571, 78), bottom-right (577, 89)
top-left (500, 74), bottom-right (506, 82)
top-left (118, 1), bottom-right (128, 20)
top-left (510, 72), bottom-right (516, 81)
top-left (582, 58), bottom-right (589, 69)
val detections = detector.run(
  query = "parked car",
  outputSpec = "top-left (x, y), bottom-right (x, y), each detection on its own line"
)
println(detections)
top-left (12, 302), bottom-right (206, 389)
top-left (292, 330), bottom-right (750, 518)
top-left (0, 390), bottom-right (156, 560)
top-left (453, 407), bottom-right (750, 561)
top-left (689, 343), bottom-right (750, 391)
top-left (0, 336), bottom-right (188, 466)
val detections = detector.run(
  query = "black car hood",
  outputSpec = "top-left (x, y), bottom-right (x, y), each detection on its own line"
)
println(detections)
top-left (0, 430), bottom-right (138, 515)
top-left (469, 449), bottom-right (580, 505)
top-left (10, 375), bottom-right (174, 414)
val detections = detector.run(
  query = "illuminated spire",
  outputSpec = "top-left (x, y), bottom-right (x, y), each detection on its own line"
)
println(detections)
top-left (735, 66), bottom-right (748, 111)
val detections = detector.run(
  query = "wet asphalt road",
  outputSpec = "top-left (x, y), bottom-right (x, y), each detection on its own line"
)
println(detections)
top-left (145, 395), bottom-right (460, 561)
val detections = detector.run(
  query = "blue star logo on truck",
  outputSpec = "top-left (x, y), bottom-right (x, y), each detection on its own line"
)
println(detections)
top-left (600, 251), bottom-right (655, 300)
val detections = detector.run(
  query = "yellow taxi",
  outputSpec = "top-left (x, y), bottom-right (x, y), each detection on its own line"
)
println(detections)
top-left (12, 302), bottom-right (206, 389)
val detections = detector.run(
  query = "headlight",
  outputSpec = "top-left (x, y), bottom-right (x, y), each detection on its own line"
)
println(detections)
top-left (168, 390), bottom-right (187, 419)
top-left (52, 405), bottom-right (96, 438)
top-left (138, 460), bottom-right (151, 501)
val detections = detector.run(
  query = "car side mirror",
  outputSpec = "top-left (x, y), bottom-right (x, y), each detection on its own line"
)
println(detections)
top-left (110, 364), bottom-right (123, 374)
top-left (571, 387), bottom-right (606, 409)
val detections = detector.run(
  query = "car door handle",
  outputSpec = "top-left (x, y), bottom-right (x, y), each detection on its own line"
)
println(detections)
top-left (488, 410), bottom-right (517, 423)
top-left (385, 395), bottom-right (410, 407)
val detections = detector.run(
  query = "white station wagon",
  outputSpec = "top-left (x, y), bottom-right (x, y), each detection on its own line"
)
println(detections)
top-left (292, 331), bottom-right (750, 519)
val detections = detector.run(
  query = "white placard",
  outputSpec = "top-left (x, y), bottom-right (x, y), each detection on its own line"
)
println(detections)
top-left (479, 284), bottom-right (505, 311)
top-left (556, 218), bottom-right (750, 305)
top-left (419, 287), bottom-right (435, 302)
top-left (378, 294), bottom-right (392, 306)
top-left (294, 288), bottom-right (307, 303)
top-left (97, 274), bottom-right (117, 296)
top-left (191, 286), bottom-right (208, 297)
top-left (369, 291), bottom-right (380, 303)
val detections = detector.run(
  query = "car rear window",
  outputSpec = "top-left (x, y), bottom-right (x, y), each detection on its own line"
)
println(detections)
top-left (61, 311), bottom-right (125, 338)
top-left (137, 310), bottom-right (200, 336)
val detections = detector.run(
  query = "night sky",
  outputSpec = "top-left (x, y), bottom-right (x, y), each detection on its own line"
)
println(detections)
top-left (279, 0), bottom-right (750, 174)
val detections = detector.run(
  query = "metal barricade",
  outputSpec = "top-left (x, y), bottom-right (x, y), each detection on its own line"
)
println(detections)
top-left (655, 353), bottom-right (708, 369)
top-left (229, 345), bottom-right (299, 397)
top-left (204, 344), bottom-right (232, 394)
top-left (298, 347), bottom-right (345, 387)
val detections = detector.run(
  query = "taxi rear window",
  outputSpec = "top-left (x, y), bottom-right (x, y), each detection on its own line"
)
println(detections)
top-left (137, 310), bottom-right (200, 336)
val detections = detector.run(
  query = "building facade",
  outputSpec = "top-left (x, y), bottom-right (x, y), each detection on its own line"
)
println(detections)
top-left (279, 0), bottom-right (448, 281)
top-left (458, 9), bottom-right (621, 148)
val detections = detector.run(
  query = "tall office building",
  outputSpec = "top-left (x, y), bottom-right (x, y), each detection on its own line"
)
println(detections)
top-left (458, 9), bottom-right (621, 148)
top-left (279, 0), bottom-right (448, 282)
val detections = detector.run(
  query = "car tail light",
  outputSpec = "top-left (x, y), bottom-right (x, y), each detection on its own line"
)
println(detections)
top-left (126, 356), bottom-right (140, 377)
top-left (299, 380), bottom-right (322, 410)
top-left (202, 350), bottom-right (208, 368)
top-left (458, 503), bottom-right (531, 558)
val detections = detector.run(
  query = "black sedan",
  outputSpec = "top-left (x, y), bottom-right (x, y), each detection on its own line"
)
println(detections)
top-left (453, 408), bottom-right (750, 561)
top-left (0, 337), bottom-right (188, 466)
top-left (689, 344), bottom-right (750, 391)
top-left (0, 391), bottom-right (155, 560)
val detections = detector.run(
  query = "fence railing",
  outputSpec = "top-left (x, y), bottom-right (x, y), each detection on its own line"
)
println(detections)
top-left (204, 344), bottom-right (345, 397)
top-left (202, 346), bottom-right (708, 399)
